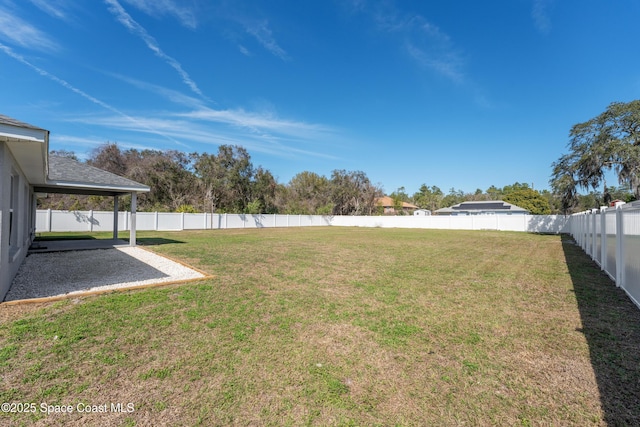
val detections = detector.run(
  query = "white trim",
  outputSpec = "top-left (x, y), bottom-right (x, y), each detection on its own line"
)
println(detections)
top-left (0, 124), bottom-right (47, 143)
top-left (45, 180), bottom-right (150, 193)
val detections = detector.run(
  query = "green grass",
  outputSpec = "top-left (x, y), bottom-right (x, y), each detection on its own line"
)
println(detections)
top-left (2, 227), bottom-right (640, 426)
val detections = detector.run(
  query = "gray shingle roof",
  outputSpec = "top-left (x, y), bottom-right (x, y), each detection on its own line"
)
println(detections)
top-left (39, 156), bottom-right (150, 195)
top-left (435, 200), bottom-right (529, 215)
top-left (0, 114), bottom-right (46, 131)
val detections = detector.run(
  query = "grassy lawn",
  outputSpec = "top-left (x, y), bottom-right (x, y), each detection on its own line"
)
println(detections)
top-left (1, 227), bottom-right (639, 426)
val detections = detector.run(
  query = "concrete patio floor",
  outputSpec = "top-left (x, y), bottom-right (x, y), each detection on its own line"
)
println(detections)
top-left (4, 241), bottom-right (210, 304)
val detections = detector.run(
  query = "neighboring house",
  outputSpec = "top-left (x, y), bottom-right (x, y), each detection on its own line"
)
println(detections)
top-left (0, 115), bottom-right (150, 301)
top-left (434, 200), bottom-right (529, 216)
top-left (375, 196), bottom-right (419, 215)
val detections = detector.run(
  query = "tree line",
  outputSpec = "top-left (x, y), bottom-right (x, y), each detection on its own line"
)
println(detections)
top-left (551, 100), bottom-right (640, 212)
top-left (42, 118), bottom-right (638, 216)
top-left (41, 144), bottom-right (383, 215)
top-left (391, 182), bottom-right (634, 215)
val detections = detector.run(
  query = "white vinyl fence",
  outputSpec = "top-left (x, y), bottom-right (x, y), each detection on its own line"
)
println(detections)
top-left (36, 209), bottom-right (570, 233)
top-left (569, 201), bottom-right (640, 309)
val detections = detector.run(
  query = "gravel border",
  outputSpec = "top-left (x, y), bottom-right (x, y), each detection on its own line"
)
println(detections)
top-left (4, 247), bottom-right (206, 302)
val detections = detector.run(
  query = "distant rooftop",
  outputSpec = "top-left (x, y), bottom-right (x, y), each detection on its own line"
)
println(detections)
top-left (453, 201), bottom-right (511, 210)
top-left (435, 200), bottom-right (528, 215)
top-left (376, 196), bottom-right (419, 209)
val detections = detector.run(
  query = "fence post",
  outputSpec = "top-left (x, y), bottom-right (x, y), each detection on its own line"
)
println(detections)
top-left (600, 207), bottom-right (607, 272)
top-left (615, 202), bottom-right (625, 288)
top-left (181, 212), bottom-right (185, 231)
top-left (591, 209), bottom-right (598, 259)
top-left (583, 213), bottom-right (588, 249)
top-left (89, 210), bottom-right (94, 232)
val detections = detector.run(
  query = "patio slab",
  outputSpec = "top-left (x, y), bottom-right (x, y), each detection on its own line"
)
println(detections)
top-left (3, 246), bottom-right (210, 303)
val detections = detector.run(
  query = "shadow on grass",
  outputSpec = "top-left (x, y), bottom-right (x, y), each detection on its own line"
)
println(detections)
top-left (136, 237), bottom-right (186, 246)
top-left (561, 234), bottom-right (640, 425)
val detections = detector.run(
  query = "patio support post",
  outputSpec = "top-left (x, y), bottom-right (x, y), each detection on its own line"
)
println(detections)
top-left (113, 195), bottom-right (119, 240)
top-left (130, 192), bottom-right (137, 246)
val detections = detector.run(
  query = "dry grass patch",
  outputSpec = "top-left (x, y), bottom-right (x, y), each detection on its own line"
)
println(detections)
top-left (2, 227), bottom-right (640, 426)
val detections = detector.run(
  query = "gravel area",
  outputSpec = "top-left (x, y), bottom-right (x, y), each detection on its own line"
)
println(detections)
top-left (4, 247), bottom-right (206, 302)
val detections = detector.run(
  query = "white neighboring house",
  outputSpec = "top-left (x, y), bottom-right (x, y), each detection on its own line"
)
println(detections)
top-left (0, 115), bottom-right (150, 301)
top-left (434, 200), bottom-right (529, 215)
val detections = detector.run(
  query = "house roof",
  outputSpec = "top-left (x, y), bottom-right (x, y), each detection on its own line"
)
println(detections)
top-left (435, 200), bottom-right (529, 214)
top-left (35, 156), bottom-right (150, 196)
top-left (376, 196), bottom-right (419, 209)
top-left (2, 114), bottom-right (149, 196)
top-left (1, 115), bottom-right (49, 185)
top-left (0, 114), bottom-right (47, 131)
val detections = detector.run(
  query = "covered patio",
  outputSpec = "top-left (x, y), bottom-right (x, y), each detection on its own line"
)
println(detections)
top-left (34, 155), bottom-right (150, 247)
top-left (0, 114), bottom-right (149, 301)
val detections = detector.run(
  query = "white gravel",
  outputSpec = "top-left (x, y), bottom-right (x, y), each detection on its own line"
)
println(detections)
top-left (4, 247), bottom-right (206, 302)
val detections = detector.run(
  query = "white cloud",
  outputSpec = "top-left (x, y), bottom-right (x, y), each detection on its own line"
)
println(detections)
top-left (179, 107), bottom-right (332, 138)
top-left (0, 8), bottom-right (58, 51)
top-left (28, 0), bottom-right (72, 21)
top-left (244, 20), bottom-right (289, 60)
top-left (0, 42), bottom-right (186, 146)
top-left (405, 41), bottom-right (464, 84)
top-left (69, 111), bottom-right (339, 159)
top-left (105, 72), bottom-right (208, 109)
top-left (51, 134), bottom-right (160, 154)
top-left (238, 44), bottom-right (251, 56)
top-left (122, 0), bottom-right (198, 29)
top-left (532, 0), bottom-right (552, 35)
top-left (362, 4), bottom-right (465, 84)
top-left (104, 0), bottom-right (206, 98)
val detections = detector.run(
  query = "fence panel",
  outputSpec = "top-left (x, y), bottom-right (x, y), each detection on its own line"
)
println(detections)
top-left (36, 210), bottom-right (572, 233)
top-left (605, 210), bottom-right (617, 280)
top-left (157, 212), bottom-right (183, 230)
top-left (622, 205), bottom-right (640, 307)
top-left (568, 202), bottom-right (640, 310)
top-left (35, 210), bottom-right (49, 232)
top-left (183, 213), bottom-right (207, 230)
top-left (136, 212), bottom-right (157, 231)
top-left (298, 215), bottom-right (314, 227)
top-left (49, 210), bottom-right (91, 232)
top-left (594, 212), bottom-right (602, 265)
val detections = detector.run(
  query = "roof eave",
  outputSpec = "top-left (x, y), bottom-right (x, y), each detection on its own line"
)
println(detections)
top-left (1, 124), bottom-right (49, 185)
top-left (44, 180), bottom-right (150, 194)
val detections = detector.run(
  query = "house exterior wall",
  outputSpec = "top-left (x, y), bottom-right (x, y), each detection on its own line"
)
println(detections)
top-left (0, 142), bottom-right (34, 301)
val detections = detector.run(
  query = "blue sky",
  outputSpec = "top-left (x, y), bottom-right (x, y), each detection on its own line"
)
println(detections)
top-left (1, 0), bottom-right (639, 196)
